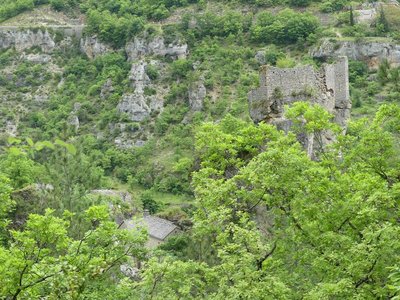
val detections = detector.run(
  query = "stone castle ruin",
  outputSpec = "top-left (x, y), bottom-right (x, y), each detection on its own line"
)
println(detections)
top-left (248, 56), bottom-right (351, 156)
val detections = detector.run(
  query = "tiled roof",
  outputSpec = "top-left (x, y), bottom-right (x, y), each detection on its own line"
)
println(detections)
top-left (124, 215), bottom-right (178, 241)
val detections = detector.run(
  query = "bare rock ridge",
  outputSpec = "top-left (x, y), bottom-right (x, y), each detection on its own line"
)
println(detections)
top-left (117, 60), bottom-right (163, 123)
top-left (125, 36), bottom-right (188, 61)
top-left (0, 29), bottom-right (57, 53)
top-left (311, 39), bottom-right (400, 69)
top-left (188, 80), bottom-right (206, 111)
top-left (0, 26), bottom-right (188, 61)
top-left (80, 35), bottom-right (111, 59)
top-left (248, 56), bottom-right (351, 156)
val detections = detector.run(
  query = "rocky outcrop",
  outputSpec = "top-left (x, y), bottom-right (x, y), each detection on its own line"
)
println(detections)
top-left (68, 102), bottom-right (81, 131)
top-left (100, 79), bottom-right (114, 100)
top-left (125, 37), bottom-right (187, 61)
top-left (24, 53), bottom-right (52, 63)
top-left (117, 60), bottom-right (163, 122)
top-left (311, 39), bottom-right (400, 69)
top-left (80, 35), bottom-right (111, 59)
top-left (355, 8), bottom-right (377, 24)
top-left (188, 81), bottom-right (206, 111)
top-left (0, 29), bottom-right (56, 52)
top-left (255, 51), bottom-right (267, 65)
top-left (248, 57), bottom-right (351, 157)
top-left (117, 94), bottom-right (152, 122)
top-left (129, 60), bottom-right (151, 90)
top-left (5, 121), bottom-right (18, 137)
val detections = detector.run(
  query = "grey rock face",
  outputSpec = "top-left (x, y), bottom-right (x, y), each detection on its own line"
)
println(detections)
top-left (100, 78), bottom-right (114, 99)
top-left (117, 60), bottom-right (163, 122)
top-left (125, 37), bottom-right (187, 61)
top-left (68, 102), bottom-right (81, 131)
top-left (24, 53), bottom-right (52, 63)
top-left (5, 121), bottom-right (17, 137)
top-left (129, 60), bottom-right (150, 91)
top-left (255, 51), bottom-right (266, 65)
top-left (0, 29), bottom-right (56, 52)
top-left (117, 93), bottom-right (151, 122)
top-left (355, 2), bottom-right (379, 24)
top-left (120, 265), bottom-right (140, 279)
top-left (355, 8), bottom-right (377, 24)
top-left (68, 115), bottom-right (80, 131)
top-left (188, 81), bottom-right (206, 111)
top-left (311, 39), bottom-right (400, 69)
top-left (80, 35), bottom-right (111, 59)
top-left (248, 57), bottom-right (351, 157)
top-left (91, 189), bottom-right (133, 203)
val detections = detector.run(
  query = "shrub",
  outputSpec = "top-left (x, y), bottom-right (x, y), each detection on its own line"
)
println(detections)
top-left (251, 9), bottom-right (320, 44)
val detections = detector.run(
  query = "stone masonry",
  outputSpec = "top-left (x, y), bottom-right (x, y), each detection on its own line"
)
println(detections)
top-left (248, 56), bottom-right (351, 156)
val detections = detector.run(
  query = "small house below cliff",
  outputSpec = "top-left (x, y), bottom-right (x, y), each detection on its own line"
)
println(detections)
top-left (124, 212), bottom-right (180, 248)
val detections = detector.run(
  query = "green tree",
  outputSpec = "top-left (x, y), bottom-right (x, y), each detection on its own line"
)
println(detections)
top-left (350, 6), bottom-right (355, 26)
top-left (376, 5), bottom-right (390, 33)
top-left (0, 206), bottom-right (146, 299)
top-left (139, 104), bottom-right (400, 298)
top-left (289, 0), bottom-right (311, 7)
top-left (251, 9), bottom-right (319, 44)
top-left (0, 176), bottom-right (14, 243)
top-left (140, 191), bottom-right (161, 214)
top-left (378, 59), bottom-right (391, 84)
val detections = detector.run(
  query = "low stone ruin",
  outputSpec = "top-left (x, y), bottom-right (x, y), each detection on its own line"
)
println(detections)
top-left (248, 56), bottom-right (351, 157)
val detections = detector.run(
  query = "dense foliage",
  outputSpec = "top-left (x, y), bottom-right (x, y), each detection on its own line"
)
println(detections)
top-left (135, 104), bottom-right (400, 299)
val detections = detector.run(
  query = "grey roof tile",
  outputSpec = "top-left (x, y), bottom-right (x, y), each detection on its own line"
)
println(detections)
top-left (124, 215), bottom-right (178, 241)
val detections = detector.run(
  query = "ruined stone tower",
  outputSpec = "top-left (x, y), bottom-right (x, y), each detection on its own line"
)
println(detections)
top-left (248, 56), bottom-right (351, 156)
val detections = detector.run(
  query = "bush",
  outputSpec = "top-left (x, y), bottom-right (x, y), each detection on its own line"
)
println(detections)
top-left (251, 9), bottom-right (320, 44)
top-left (320, 0), bottom-right (347, 13)
top-left (290, 0), bottom-right (311, 7)
top-left (170, 59), bottom-right (192, 80)
top-left (349, 60), bottom-right (368, 83)
top-left (145, 64), bottom-right (159, 80)
top-left (86, 10), bottom-right (145, 48)
top-left (141, 191), bottom-right (161, 214)
top-left (276, 57), bottom-right (296, 68)
top-left (50, 0), bottom-right (65, 11)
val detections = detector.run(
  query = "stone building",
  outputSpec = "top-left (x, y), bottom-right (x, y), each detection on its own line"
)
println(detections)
top-left (248, 56), bottom-right (351, 156)
top-left (124, 212), bottom-right (180, 248)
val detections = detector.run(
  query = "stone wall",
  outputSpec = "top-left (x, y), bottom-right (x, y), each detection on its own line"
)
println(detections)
top-left (248, 57), bottom-right (351, 156)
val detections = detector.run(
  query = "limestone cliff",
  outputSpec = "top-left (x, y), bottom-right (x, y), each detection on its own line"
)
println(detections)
top-left (80, 35), bottom-right (111, 59)
top-left (0, 29), bottom-right (56, 53)
top-left (125, 37), bottom-right (187, 61)
top-left (117, 60), bottom-right (164, 122)
top-left (311, 39), bottom-right (400, 69)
